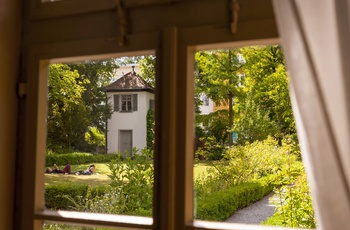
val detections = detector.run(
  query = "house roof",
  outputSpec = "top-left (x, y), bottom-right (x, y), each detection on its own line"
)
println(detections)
top-left (104, 71), bottom-right (154, 93)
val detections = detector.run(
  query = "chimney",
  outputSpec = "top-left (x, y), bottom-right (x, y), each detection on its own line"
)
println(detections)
top-left (132, 65), bottom-right (135, 74)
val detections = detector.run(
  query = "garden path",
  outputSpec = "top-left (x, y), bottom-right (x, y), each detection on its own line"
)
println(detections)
top-left (225, 191), bottom-right (276, 225)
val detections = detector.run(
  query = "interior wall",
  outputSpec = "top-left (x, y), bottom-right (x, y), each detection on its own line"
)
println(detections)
top-left (0, 0), bottom-right (21, 228)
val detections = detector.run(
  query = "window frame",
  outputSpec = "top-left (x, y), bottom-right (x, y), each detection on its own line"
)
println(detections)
top-left (18, 0), bottom-right (308, 230)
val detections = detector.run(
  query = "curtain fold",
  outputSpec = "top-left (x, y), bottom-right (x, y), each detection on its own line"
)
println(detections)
top-left (272, 1), bottom-right (350, 229)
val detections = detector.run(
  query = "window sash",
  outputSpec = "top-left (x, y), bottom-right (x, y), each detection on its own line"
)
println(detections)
top-left (121, 95), bottom-right (132, 112)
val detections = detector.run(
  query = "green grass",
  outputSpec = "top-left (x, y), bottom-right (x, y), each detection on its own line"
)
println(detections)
top-left (44, 163), bottom-right (111, 187)
top-left (45, 161), bottom-right (214, 187)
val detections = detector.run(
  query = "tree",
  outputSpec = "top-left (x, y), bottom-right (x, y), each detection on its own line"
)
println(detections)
top-left (195, 49), bottom-right (243, 146)
top-left (68, 60), bottom-right (116, 134)
top-left (233, 96), bottom-right (278, 144)
top-left (238, 46), bottom-right (295, 140)
top-left (139, 55), bottom-right (156, 87)
top-left (47, 64), bottom-right (89, 150)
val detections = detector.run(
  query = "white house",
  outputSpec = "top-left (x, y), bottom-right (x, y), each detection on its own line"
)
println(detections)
top-left (198, 93), bottom-right (214, 115)
top-left (105, 67), bottom-right (155, 155)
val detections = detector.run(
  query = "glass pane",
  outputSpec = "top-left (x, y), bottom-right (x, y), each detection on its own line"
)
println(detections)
top-left (45, 55), bottom-right (156, 218)
top-left (193, 46), bottom-right (316, 228)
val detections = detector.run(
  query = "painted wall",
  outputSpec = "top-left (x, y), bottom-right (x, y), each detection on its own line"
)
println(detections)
top-left (107, 91), bottom-right (154, 153)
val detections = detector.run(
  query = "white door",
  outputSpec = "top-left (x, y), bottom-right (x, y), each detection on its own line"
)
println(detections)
top-left (119, 130), bottom-right (132, 156)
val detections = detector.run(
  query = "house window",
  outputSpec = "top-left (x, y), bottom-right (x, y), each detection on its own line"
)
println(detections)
top-left (202, 95), bottom-right (209, 106)
top-left (121, 95), bottom-right (132, 112)
top-left (114, 94), bottom-right (138, 112)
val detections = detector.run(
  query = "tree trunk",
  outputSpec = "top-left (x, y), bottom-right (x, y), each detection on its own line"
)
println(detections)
top-left (228, 94), bottom-right (234, 146)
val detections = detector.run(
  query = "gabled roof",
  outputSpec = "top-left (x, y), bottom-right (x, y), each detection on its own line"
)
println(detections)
top-left (104, 71), bottom-right (154, 93)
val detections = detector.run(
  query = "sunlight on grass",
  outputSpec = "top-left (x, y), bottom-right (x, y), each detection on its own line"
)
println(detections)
top-left (45, 163), bottom-right (112, 187)
top-left (45, 161), bottom-right (214, 187)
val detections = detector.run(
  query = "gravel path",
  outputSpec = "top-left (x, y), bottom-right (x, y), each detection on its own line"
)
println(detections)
top-left (225, 191), bottom-right (276, 225)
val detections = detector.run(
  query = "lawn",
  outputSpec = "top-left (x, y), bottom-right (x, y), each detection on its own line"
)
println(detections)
top-left (45, 161), bottom-right (214, 187)
top-left (44, 163), bottom-right (111, 187)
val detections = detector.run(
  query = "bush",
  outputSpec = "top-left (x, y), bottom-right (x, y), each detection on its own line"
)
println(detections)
top-left (107, 148), bottom-right (153, 216)
top-left (45, 152), bottom-right (119, 167)
top-left (262, 174), bottom-right (316, 228)
top-left (195, 176), bottom-right (277, 221)
top-left (45, 184), bottom-right (109, 210)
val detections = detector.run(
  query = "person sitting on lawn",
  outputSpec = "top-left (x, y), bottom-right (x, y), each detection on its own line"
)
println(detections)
top-left (45, 164), bottom-right (71, 174)
top-left (75, 164), bottom-right (95, 175)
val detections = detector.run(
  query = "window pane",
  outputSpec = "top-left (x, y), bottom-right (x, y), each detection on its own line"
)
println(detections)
top-left (193, 46), bottom-right (316, 228)
top-left (45, 56), bottom-right (156, 220)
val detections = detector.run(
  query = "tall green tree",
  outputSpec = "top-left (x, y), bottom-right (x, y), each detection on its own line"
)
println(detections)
top-left (139, 55), bottom-right (156, 87)
top-left (238, 46), bottom-right (295, 141)
top-left (47, 64), bottom-right (89, 150)
top-left (68, 60), bottom-right (116, 134)
top-left (195, 49), bottom-right (243, 146)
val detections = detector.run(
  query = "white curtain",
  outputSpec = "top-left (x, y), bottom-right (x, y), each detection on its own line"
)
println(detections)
top-left (272, 1), bottom-right (350, 229)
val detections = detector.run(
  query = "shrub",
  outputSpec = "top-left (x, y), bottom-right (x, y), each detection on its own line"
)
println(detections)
top-left (45, 184), bottom-right (109, 210)
top-left (107, 148), bottom-right (153, 216)
top-left (262, 173), bottom-right (316, 228)
top-left (195, 176), bottom-right (277, 221)
top-left (45, 152), bottom-right (119, 167)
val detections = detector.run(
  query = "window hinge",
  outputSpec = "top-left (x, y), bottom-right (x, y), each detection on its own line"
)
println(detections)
top-left (17, 82), bottom-right (27, 98)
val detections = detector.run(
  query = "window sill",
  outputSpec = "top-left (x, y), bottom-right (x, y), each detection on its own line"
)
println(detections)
top-left (189, 220), bottom-right (306, 230)
top-left (35, 210), bottom-right (153, 229)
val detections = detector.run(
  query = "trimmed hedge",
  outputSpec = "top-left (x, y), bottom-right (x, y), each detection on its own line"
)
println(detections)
top-left (45, 152), bottom-right (119, 167)
top-left (45, 184), bottom-right (110, 210)
top-left (195, 176), bottom-right (277, 221)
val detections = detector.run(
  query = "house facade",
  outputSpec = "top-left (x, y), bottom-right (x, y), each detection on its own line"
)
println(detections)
top-left (105, 68), bottom-right (154, 155)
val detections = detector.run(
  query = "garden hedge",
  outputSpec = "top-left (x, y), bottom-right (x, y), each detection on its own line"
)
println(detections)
top-left (45, 152), bottom-right (119, 167)
top-left (45, 184), bottom-right (110, 210)
top-left (195, 176), bottom-right (277, 221)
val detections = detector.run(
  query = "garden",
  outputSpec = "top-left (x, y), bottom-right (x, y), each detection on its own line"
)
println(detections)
top-left (44, 46), bottom-right (316, 229)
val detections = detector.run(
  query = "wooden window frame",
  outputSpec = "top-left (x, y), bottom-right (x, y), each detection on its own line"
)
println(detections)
top-left (18, 0), bottom-right (305, 230)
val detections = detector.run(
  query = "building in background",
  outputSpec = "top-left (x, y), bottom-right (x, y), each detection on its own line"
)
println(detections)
top-left (105, 66), bottom-right (154, 155)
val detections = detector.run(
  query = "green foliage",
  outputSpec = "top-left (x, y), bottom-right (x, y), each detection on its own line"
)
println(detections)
top-left (47, 60), bottom-right (116, 152)
top-left (107, 148), bottom-right (153, 216)
top-left (146, 109), bottom-right (155, 150)
top-left (262, 174), bottom-right (316, 228)
top-left (195, 176), bottom-right (277, 221)
top-left (195, 136), bottom-right (226, 160)
top-left (47, 64), bottom-right (90, 150)
top-left (139, 55), bottom-right (156, 87)
top-left (45, 152), bottom-right (119, 167)
top-left (238, 46), bottom-right (295, 140)
top-left (233, 96), bottom-right (278, 144)
top-left (194, 138), bottom-right (303, 201)
top-left (45, 184), bottom-right (109, 210)
top-left (84, 126), bottom-right (105, 147)
top-left (195, 49), bottom-right (243, 146)
top-left (196, 110), bottom-right (230, 147)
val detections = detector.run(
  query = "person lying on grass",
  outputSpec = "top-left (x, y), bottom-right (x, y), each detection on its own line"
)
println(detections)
top-left (45, 164), bottom-right (71, 174)
top-left (75, 164), bottom-right (95, 175)
top-left (45, 164), bottom-right (95, 175)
